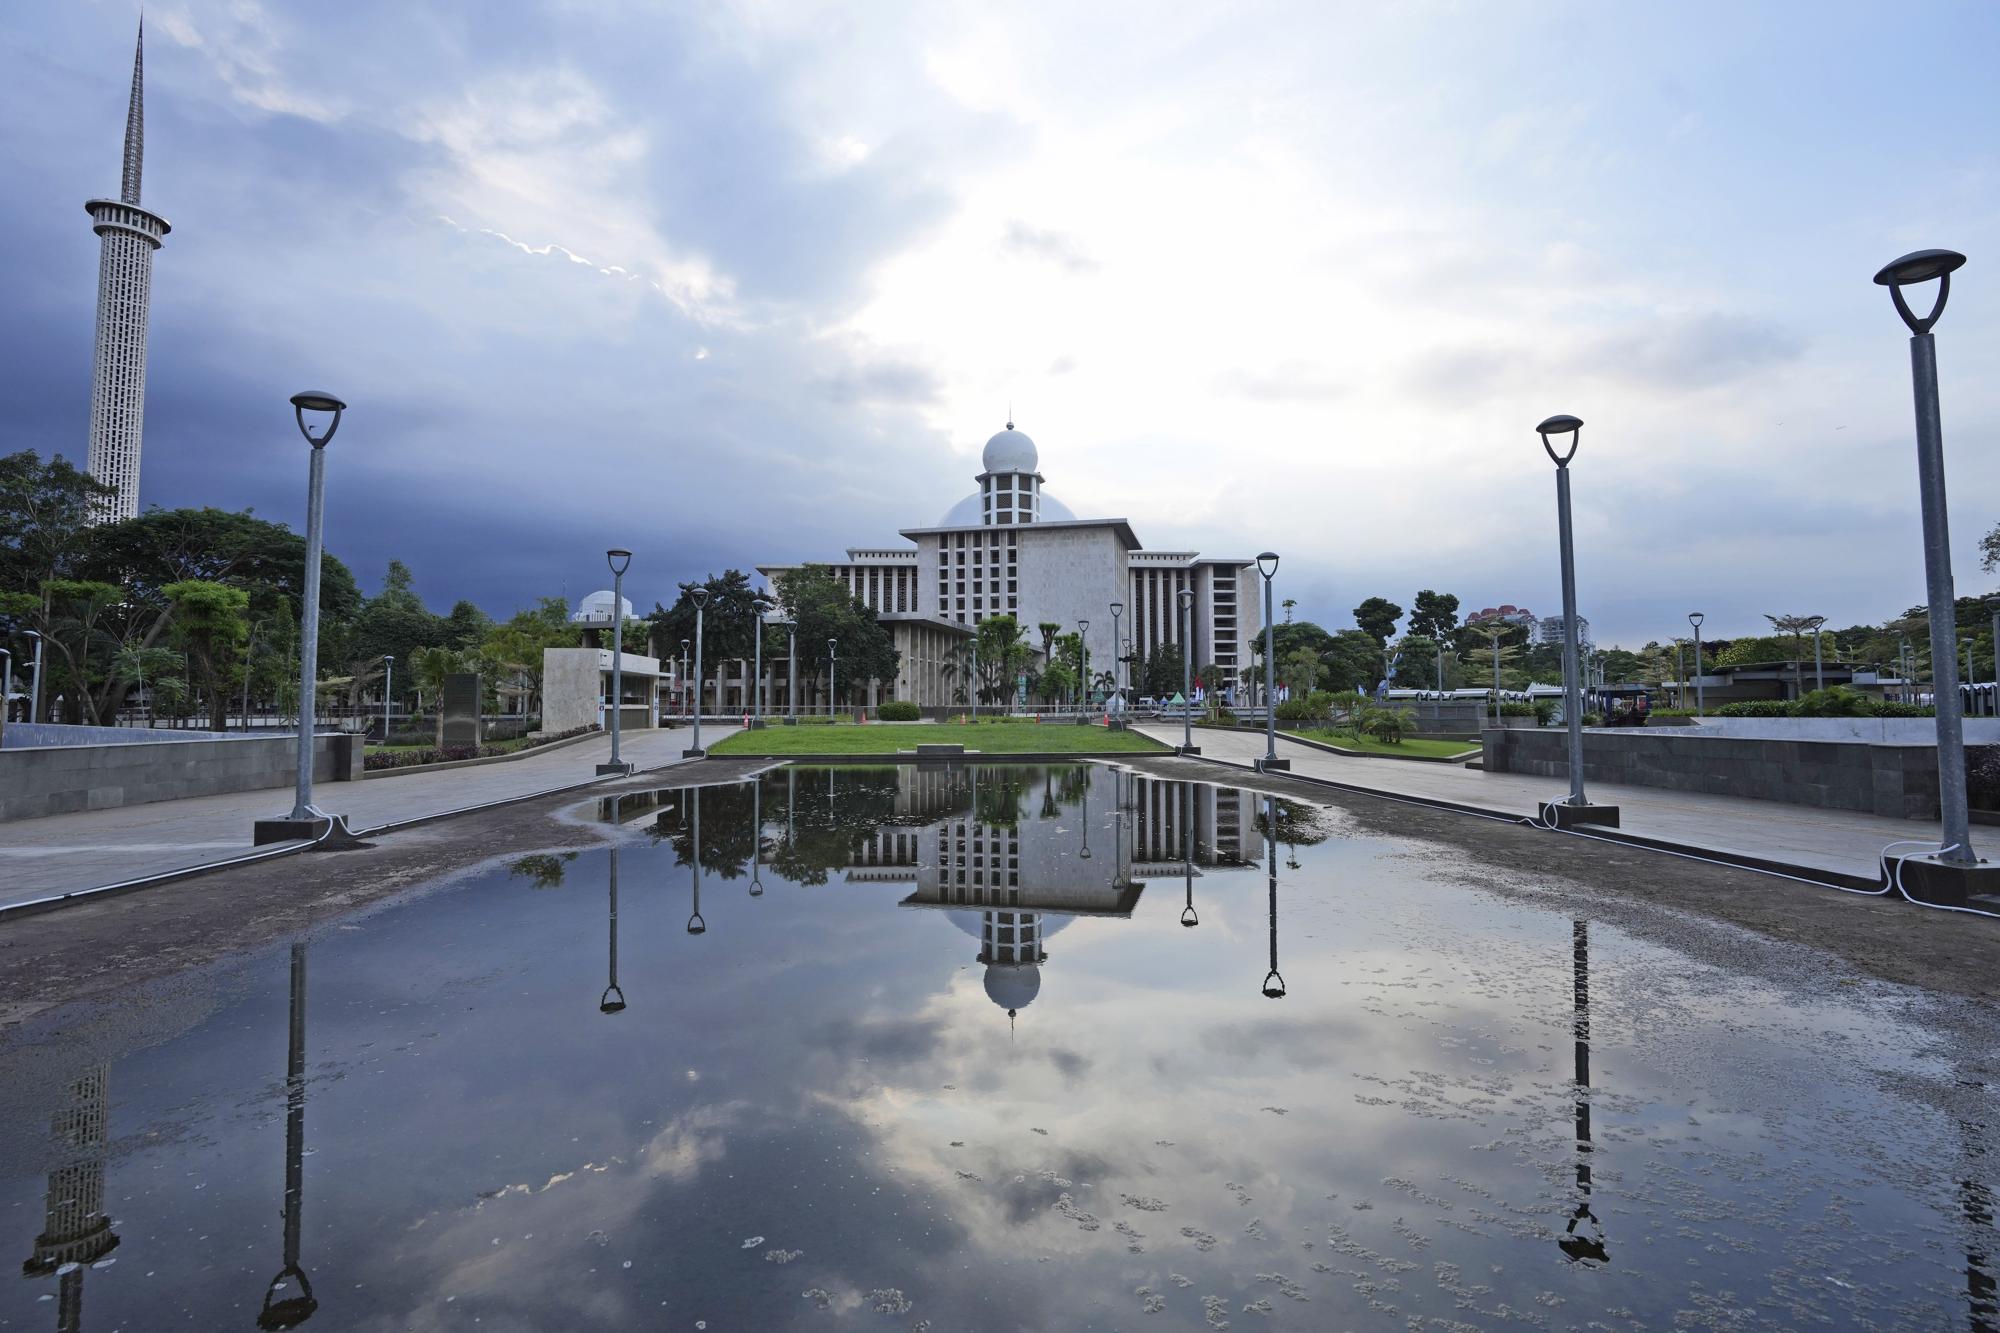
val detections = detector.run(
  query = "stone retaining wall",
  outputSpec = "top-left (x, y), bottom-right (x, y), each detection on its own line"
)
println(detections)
top-left (0, 733), bottom-right (361, 822)
top-left (1480, 727), bottom-right (1941, 820)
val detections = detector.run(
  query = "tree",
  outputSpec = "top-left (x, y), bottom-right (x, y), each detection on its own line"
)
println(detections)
top-left (1983, 521), bottom-right (2000, 574)
top-left (1282, 645), bottom-right (1321, 693)
top-left (1143, 641), bottom-right (1186, 699)
top-left (480, 596), bottom-right (580, 717)
top-left (1320, 630), bottom-right (1382, 693)
top-left (349, 560), bottom-right (445, 670)
top-left (652, 570), bottom-right (762, 667)
top-left (1281, 598), bottom-right (1296, 624)
top-left (1407, 590), bottom-right (1461, 641)
top-left (764, 565), bottom-right (898, 708)
top-left (441, 598), bottom-right (492, 650)
top-left (974, 614), bottom-right (1031, 706)
top-left (0, 451), bottom-right (114, 598)
top-left (36, 579), bottom-right (125, 724)
top-left (162, 580), bottom-right (251, 731)
top-left (1389, 633), bottom-right (1451, 688)
top-left (1353, 597), bottom-right (1403, 647)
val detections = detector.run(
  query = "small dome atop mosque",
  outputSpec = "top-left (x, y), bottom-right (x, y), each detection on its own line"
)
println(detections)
top-left (983, 962), bottom-right (1042, 1014)
top-left (982, 423), bottom-right (1039, 475)
top-left (572, 590), bottom-right (634, 624)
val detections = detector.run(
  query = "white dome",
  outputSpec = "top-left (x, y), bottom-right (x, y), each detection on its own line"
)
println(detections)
top-left (982, 426), bottom-right (1038, 475)
top-left (1039, 491), bottom-right (1077, 522)
top-left (939, 492), bottom-right (985, 527)
top-left (983, 963), bottom-right (1042, 1014)
top-left (572, 590), bottom-right (635, 624)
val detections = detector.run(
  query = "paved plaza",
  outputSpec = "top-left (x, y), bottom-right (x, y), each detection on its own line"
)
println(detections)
top-left (1133, 724), bottom-right (2000, 882)
top-left (0, 723), bottom-right (737, 911)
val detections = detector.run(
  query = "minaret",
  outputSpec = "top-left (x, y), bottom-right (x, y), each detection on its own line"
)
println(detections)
top-left (84, 19), bottom-right (169, 524)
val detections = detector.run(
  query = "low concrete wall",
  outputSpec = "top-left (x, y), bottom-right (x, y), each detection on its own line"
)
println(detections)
top-left (2, 722), bottom-right (234, 747)
top-left (1481, 727), bottom-right (1940, 820)
top-left (1652, 717), bottom-right (2000, 744)
top-left (0, 732), bottom-right (361, 822)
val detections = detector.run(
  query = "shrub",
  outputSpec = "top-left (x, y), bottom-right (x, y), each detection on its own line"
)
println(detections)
top-left (1648, 707), bottom-right (1696, 719)
top-left (1362, 705), bottom-right (1416, 744)
top-left (1875, 700), bottom-right (1933, 717)
top-left (1276, 690), bottom-right (1335, 722)
top-left (797, 714), bottom-right (838, 725)
top-left (876, 701), bottom-right (921, 721)
top-left (1581, 712), bottom-right (1604, 727)
top-left (362, 723), bottom-right (597, 772)
top-left (1498, 701), bottom-right (1538, 718)
top-left (1715, 700), bottom-right (1792, 717)
top-left (1534, 700), bottom-right (1556, 725)
top-left (1793, 686), bottom-right (1875, 717)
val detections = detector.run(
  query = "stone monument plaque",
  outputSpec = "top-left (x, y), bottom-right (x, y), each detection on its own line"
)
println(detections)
top-left (442, 672), bottom-right (482, 749)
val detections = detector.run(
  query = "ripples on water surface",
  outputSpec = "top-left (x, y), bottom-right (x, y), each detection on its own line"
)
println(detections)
top-left (2, 762), bottom-right (1997, 1331)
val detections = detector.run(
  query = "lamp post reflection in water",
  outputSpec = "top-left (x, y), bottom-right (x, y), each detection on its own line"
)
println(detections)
top-left (1262, 795), bottom-right (1286, 998)
top-left (601, 796), bottom-right (627, 1013)
top-left (749, 779), bottom-right (765, 897)
top-left (1180, 781), bottom-right (1199, 927)
top-left (1560, 920), bottom-right (1608, 1265)
top-left (23, 1064), bottom-right (117, 1333)
top-left (1963, 1151), bottom-right (1998, 1332)
top-left (259, 942), bottom-right (320, 1328)
top-left (686, 787), bottom-right (706, 935)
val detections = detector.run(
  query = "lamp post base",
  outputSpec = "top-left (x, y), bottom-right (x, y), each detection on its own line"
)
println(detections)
top-left (1177, 745), bottom-right (1202, 756)
top-left (596, 761), bottom-right (635, 776)
top-left (1255, 757), bottom-right (1291, 773)
top-left (783, 717), bottom-right (798, 726)
top-left (253, 812), bottom-right (362, 848)
top-left (750, 719), bottom-right (768, 730)
top-left (1541, 801), bottom-right (1620, 830)
top-left (1883, 852), bottom-right (2000, 908)
top-left (682, 748), bottom-right (708, 759)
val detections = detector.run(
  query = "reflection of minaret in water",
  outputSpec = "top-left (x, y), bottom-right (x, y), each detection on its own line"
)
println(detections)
top-left (602, 797), bottom-right (628, 1013)
top-left (22, 1064), bottom-right (117, 1333)
top-left (259, 943), bottom-right (320, 1327)
top-left (1559, 920), bottom-right (1608, 1265)
top-left (1261, 795), bottom-right (1286, 998)
top-left (687, 787), bottom-right (706, 935)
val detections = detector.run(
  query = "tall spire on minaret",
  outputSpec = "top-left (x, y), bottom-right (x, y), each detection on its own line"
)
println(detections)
top-left (84, 14), bottom-right (170, 525)
top-left (121, 18), bottom-right (144, 205)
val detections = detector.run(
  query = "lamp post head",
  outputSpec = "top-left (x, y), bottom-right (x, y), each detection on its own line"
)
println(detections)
top-left (1875, 248), bottom-right (1966, 335)
top-left (599, 986), bottom-right (626, 1014)
top-left (1180, 905), bottom-right (1199, 927)
top-left (1261, 969), bottom-right (1288, 999)
top-left (1687, 611), bottom-right (1704, 630)
top-left (685, 583), bottom-right (709, 609)
top-left (1536, 414), bottom-right (1583, 467)
top-left (1178, 588), bottom-right (1194, 609)
top-left (1110, 601), bottom-right (1123, 617)
top-left (828, 638), bottom-right (837, 657)
top-left (1256, 551), bottom-right (1279, 580)
top-left (1078, 619), bottom-right (1089, 635)
top-left (384, 654), bottom-right (393, 665)
top-left (606, 549), bottom-right (632, 576)
top-left (289, 390), bottom-right (345, 447)
top-left (685, 913), bottom-right (706, 936)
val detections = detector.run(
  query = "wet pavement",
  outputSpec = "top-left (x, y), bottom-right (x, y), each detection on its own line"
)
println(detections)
top-left (2, 761), bottom-right (1997, 1331)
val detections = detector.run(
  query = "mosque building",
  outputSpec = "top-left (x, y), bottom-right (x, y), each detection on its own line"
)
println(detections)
top-left (756, 422), bottom-right (1264, 710)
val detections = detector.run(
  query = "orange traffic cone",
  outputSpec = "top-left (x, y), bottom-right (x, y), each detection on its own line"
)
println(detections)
top-left (860, 709), bottom-right (868, 724)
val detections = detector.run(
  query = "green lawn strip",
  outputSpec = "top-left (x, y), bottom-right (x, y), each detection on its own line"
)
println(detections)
top-left (365, 735), bottom-right (540, 758)
top-left (1291, 729), bottom-right (1480, 759)
top-left (711, 722), bottom-right (1167, 755)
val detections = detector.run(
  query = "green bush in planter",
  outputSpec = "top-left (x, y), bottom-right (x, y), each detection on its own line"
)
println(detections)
top-left (875, 701), bottom-right (921, 721)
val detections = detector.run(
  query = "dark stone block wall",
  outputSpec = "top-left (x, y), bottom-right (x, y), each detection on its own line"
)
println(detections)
top-left (0, 734), bottom-right (359, 822)
top-left (1480, 728), bottom-right (1940, 819)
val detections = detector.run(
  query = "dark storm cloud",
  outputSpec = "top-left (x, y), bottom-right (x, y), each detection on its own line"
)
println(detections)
top-left (0, 2), bottom-right (999, 615)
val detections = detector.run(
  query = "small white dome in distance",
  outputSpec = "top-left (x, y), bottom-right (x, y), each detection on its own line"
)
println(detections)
top-left (982, 422), bottom-right (1038, 474)
top-left (573, 590), bottom-right (635, 623)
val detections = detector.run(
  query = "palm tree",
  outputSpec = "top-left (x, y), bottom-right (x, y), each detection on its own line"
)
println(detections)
top-left (411, 646), bottom-right (468, 744)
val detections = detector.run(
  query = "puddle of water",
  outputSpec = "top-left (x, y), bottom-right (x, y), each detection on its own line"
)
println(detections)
top-left (1, 762), bottom-right (1995, 1330)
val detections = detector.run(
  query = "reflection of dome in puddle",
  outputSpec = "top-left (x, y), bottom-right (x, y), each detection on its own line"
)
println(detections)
top-left (951, 911), bottom-right (1069, 1015)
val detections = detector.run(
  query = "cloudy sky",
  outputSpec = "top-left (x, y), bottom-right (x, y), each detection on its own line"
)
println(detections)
top-left (3, 1), bottom-right (1999, 646)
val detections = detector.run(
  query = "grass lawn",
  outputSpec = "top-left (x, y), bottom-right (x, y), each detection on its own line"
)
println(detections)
top-left (1292, 729), bottom-right (1480, 759)
top-left (711, 721), bottom-right (1168, 756)
top-left (364, 734), bottom-right (541, 758)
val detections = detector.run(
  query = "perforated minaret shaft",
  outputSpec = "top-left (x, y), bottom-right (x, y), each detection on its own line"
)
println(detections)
top-left (84, 19), bottom-right (169, 525)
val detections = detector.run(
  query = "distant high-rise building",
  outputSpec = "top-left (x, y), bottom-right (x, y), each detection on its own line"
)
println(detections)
top-left (84, 20), bottom-right (169, 524)
top-left (1536, 613), bottom-right (1590, 649)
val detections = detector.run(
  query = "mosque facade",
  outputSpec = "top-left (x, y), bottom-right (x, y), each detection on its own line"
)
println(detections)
top-left (758, 423), bottom-right (1262, 709)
